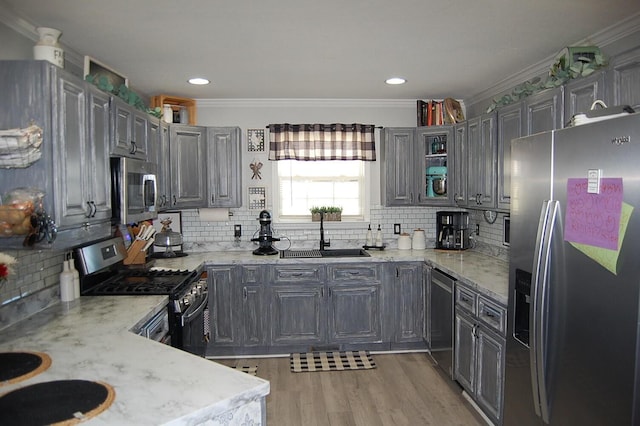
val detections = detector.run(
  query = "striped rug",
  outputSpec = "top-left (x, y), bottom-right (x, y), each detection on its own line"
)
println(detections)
top-left (290, 350), bottom-right (376, 373)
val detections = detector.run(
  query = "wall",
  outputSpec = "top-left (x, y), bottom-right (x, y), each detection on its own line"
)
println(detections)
top-left (177, 98), bottom-right (509, 260)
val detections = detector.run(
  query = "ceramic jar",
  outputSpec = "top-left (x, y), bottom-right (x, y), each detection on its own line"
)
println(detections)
top-left (398, 233), bottom-right (412, 250)
top-left (412, 229), bottom-right (426, 250)
top-left (33, 27), bottom-right (64, 68)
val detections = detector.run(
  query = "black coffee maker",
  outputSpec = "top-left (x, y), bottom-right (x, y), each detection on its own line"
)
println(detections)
top-left (436, 211), bottom-right (470, 250)
top-left (251, 210), bottom-right (280, 255)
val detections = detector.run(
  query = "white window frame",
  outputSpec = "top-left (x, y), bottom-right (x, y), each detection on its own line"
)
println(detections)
top-left (272, 160), bottom-right (372, 223)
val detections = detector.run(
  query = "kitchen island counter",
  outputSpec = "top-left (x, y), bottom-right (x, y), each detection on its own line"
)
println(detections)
top-left (0, 295), bottom-right (269, 425)
top-left (154, 248), bottom-right (508, 305)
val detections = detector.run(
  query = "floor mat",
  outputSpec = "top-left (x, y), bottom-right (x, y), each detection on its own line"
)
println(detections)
top-left (290, 350), bottom-right (376, 373)
top-left (232, 365), bottom-right (258, 376)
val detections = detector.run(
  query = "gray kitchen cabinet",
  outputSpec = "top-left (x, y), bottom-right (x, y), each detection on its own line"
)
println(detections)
top-left (241, 265), bottom-right (267, 347)
top-left (0, 61), bottom-right (111, 248)
top-left (466, 113), bottom-right (497, 209)
top-left (207, 127), bottom-right (242, 207)
top-left (524, 86), bottom-right (564, 135)
top-left (111, 97), bottom-right (151, 160)
top-left (270, 265), bottom-right (326, 346)
top-left (169, 125), bottom-right (207, 208)
top-left (380, 128), bottom-right (415, 206)
top-left (381, 126), bottom-right (454, 207)
top-left (606, 45), bottom-right (640, 110)
top-left (154, 123), bottom-right (171, 210)
top-left (391, 262), bottom-right (425, 347)
top-left (452, 121), bottom-right (468, 208)
top-left (327, 264), bottom-right (384, 345)
top-left (564, 70), bottom-right (606, 123)
top-left (208, 265), bottom-right (241, 347)
top-left (454, 284), bottom-right (506, 425)
top-left (496, 101), bottom-right (525, 211)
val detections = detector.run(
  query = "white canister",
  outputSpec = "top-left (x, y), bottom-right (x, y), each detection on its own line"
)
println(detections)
top-left (412, 229), bottom-right (426, 250)
top-left (398, 233), bottom-right (412, 250)
top-left (163, 105), bottom-right (173, 123)
top-left (33, 27), bottom-right (64, 68)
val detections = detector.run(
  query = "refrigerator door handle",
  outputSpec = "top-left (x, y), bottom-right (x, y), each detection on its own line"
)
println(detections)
top-left (530, 199), bottom-right (557, 423)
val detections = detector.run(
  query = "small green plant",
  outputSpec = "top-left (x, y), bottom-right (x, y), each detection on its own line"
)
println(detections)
top-left (85, 74), bottom-right (163, 118)
top-left (310, 206), bottom-right (343, 214)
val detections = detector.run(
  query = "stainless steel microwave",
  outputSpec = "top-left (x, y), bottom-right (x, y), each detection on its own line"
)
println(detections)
top-left (110, 157), bottom-right (158, 224)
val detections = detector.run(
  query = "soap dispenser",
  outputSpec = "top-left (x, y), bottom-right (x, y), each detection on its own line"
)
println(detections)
top-left (366, 224), bottom-right (373, 246)
top-left (375, 224), bottom-right (383, 247)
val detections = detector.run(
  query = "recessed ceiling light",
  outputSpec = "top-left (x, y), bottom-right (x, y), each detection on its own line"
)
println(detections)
top-left (385, 77), bottom-right (406, 85)
top-left (188, 77), bottom-right (210, 85)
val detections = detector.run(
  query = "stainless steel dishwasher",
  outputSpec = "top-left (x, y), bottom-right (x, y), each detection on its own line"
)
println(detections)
top-left (427, 268), bottom-right (456, 379)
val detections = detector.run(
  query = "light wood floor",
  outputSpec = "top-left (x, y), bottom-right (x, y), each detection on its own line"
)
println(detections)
top-left (218, 352), bottom-right (485, 426)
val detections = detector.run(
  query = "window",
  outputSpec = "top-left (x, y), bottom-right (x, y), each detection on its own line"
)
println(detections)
top-left (276, 160), bottom-right (367, 221)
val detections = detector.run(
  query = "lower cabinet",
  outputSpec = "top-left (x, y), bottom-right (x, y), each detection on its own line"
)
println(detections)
top-left (454, 284), bottom-right (506, 425)
top-left (391, 262), bottom-right (425, 347)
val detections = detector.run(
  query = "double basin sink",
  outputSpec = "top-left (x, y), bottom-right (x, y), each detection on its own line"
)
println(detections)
top-left (280, 248), bottom-right (371, 258)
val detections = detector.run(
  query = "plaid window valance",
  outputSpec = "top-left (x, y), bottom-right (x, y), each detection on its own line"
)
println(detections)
top-left (268, 123), bottom-right (376, 161)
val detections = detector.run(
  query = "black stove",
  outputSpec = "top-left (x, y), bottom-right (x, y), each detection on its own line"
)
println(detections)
top-left (81, 269), bottom-right (197, 297)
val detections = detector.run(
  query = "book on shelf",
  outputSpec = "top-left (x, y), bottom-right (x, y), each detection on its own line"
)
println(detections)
top-left (416, 98), bottom-right (465, 126)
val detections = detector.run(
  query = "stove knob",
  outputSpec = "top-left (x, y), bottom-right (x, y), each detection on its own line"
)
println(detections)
top-left (182, 296), bottom-right (191, 307)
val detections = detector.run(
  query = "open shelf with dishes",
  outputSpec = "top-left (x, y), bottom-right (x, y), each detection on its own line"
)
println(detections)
top-left (418, 128), bottom-right (453, 206)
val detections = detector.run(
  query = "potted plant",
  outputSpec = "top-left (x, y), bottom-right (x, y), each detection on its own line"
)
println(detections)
top-left (310, 206), bottom-right (342, 221)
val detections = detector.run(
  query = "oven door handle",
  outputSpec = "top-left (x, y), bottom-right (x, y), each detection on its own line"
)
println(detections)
top-left (181, 292), bottom-right (208, 326)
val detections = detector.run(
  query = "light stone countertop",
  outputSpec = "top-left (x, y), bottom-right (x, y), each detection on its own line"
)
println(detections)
top-left (153, 248), bottom-right (509, 305)
top-left (0, 295), bottom-right (269, 425)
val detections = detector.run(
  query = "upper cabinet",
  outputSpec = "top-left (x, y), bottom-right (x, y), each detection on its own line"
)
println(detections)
top-left (606, 46), bottom-right (640, 110)
top-left (496, 102), bottom-right (524, 211)
top-left (207, 127), bottom-right (242, 207)
top-left (169, 125), bottom-right (208, 209)
top-left (111, 97), bottom-right (152, 160)
top-left (381, 126), bottom-right (453, 207)
top-left (0, 61), bottom-right (111, 249)
top-left (466, 113), bottom-right (497, 209)
top-left (564, 70), bottom-right (606, 122)
top-left (524, 86), bottom-right (564, 135)
top-left (452, 122), bottom-right (468, 208)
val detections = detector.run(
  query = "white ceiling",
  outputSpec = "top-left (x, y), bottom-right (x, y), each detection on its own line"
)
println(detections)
top-left (3, 0), bottom-right (640, 101)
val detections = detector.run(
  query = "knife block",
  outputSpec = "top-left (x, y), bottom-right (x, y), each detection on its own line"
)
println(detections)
top-left (123, 240), bottom-right (148, 265)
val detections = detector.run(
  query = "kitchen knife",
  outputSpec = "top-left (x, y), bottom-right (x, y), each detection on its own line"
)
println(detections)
top-left (141, 237), bottom-right (155, 252)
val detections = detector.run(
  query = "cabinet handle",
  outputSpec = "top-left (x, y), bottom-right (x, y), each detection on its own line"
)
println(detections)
top-left (130, 141), bottom-right (138, 154)
top-left (163, 195), bottom-right (168, 206)
top-left (348, 271), bottom-right (360, 276)
top-left (461, 295), bottom-right (470, 303)
top-left (85, 201), bottom-right (93, 218)
top-left (173, 195), bottom-right (177, 205)
top-left (211, 194), bottom-right (215, 204)
top-left (243, 287), bottom-right (247, 300)
top-left (90, 201), bottom-right (97, 217)
top-left (321, 287), bottom-right (325, 298)
top-left (328, 288), bottom-right (332, 298)
top-left (395, 268), bottom-right (399, 278)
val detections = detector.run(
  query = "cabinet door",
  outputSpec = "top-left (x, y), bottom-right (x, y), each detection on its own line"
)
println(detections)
top-left (525, 87), bottom-right (564, 135)
top-left (467, 113), bottom-right (497, 208)
top-left (112, 101), bottom-right (134, 156)
top-left (496, 102), bottom-right (524, 211)
top-left (417, 126), bottom-right (453, 206)
top-left (607, 46), bottom-right (640, 110)
top-left (242, 285), bottom-right (266, 346)
top-left (55, 75), bottom-right (89, 227)
top-left (452, 122), bottom-right (468, 207)
top-left (475, 327), bottom-right (505, 424)
top-left (156, 123), bottom-right (171, 210)
top-left (381, 128), bottom-right (415, 206)
top-left (209, 266), bottom-right (240, 346)
top-left (271, 285), bottom-right (325, 345)
top-left (394, 263), bottom-right (424, 343)
top-left (564, 70), bottom-right (606, 122)
top-left (207, 127), bottom-right (241, 207)
top-left (131, 110), bottom-right (149, 160)
top-left (86, 87), bottom-right (112, 221)
top-left (170, 125), bottom-right (207, 208)
top-left (454, 311), bottom-right (476, 394)
top-left (328, 284), bottom-right (382, 343)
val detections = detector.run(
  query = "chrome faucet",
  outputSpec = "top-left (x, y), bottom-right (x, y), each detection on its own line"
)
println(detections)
top-left (319, 212), bottom-right (331, 250)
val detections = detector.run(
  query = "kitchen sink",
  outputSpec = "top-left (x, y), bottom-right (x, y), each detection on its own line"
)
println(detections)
top-left (280, 248), bottom-right (371, 258)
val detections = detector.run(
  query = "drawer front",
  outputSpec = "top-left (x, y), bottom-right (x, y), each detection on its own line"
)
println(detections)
top-left (477, 296), bottom-right (506, 335)
top-left (242, 266), bottom-right (265, 284)
top-left (328, 264), bottom-right (382, 282)
top-left (455, 286), bottom-right (477, 315)
top-left (272, 266), bottom-right (325, 283)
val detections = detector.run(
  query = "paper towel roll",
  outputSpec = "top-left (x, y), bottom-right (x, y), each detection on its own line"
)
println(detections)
top-left (199, 208), bottom-right (230, 222)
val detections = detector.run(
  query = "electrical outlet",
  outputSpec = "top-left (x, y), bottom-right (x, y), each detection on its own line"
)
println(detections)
top-left (393, 223), bottom-right (401, 234)
top-left (234, 224), bottom-right (242, 238)
top-left (475, 224), bottom-right (480, 235)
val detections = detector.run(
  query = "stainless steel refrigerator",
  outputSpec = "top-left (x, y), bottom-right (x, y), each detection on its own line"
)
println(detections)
top-left (504, 112), bottom-right (640, 425)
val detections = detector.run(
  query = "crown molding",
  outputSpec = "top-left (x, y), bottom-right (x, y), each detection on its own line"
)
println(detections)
top-left (465, 11), bottom-right (640, 108)
top-left (195, 98), bottom-right (417, 108)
